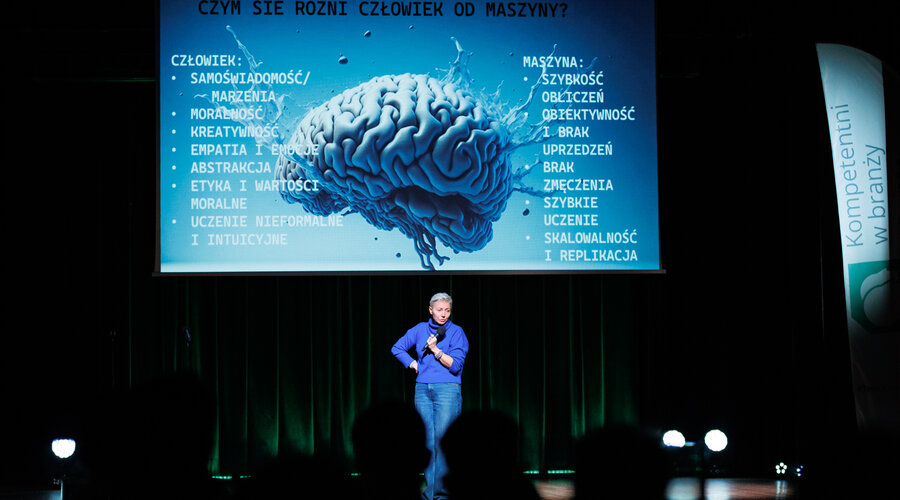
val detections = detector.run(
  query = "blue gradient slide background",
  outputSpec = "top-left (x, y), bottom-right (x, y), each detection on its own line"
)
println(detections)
top-left (159, 0), bottom-right (659, 272)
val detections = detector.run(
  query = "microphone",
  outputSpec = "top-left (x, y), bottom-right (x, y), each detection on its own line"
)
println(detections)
top-left (422, 325), bottom-right (446, 355)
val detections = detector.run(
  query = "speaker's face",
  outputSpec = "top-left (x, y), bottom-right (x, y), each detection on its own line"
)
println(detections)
top-left (429, 300), bottom-right (452, 325)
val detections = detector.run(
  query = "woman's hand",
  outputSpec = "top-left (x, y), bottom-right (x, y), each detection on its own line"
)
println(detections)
top-left (426, 334), bottom-right (438, 353)
top-left (410, 360), bottom-right (418, 373)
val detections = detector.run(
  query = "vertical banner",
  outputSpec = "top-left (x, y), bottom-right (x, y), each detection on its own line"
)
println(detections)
top-left (816, 43), bottom-right (899, 432)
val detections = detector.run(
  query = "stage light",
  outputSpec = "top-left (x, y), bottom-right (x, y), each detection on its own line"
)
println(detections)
top-left (662, 430), bottom-right (686, 448)
top-left (704, 429), bottom-right (727, 452)
top-left (775, 462), bottom-right (787, 475)
top-left (51, 439), bottom-right (76, 459)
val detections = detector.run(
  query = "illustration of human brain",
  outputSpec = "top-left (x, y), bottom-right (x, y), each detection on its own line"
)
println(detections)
top-left (275, 72), bottom-right (517, 269)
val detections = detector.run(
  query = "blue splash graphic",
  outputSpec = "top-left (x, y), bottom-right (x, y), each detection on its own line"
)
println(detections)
top-left (194, 26), bottom-right (301, 151)
top-left (209, 30), bottom-right (578, 270)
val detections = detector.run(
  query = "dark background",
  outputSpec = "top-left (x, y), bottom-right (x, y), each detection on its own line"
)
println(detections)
top-left (3, 0), bottom-right (897, 489)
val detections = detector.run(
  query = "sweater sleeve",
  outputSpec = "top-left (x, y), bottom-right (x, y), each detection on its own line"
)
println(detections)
top-left (391, 327), bottom-right (418, 368)
top-left (446, 326), bottom-right (469, 376)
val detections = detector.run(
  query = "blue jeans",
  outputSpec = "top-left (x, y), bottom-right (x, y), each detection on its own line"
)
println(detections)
top-left (415, 383), bottom-right (462, 500)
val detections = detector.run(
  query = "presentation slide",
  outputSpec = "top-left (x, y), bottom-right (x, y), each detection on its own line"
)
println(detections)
top-left (158, 0), bottom-right (660, 273)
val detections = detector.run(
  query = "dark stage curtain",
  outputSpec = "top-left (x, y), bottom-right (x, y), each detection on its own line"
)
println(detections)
top-left (123, 274), bottom-right (662, 476)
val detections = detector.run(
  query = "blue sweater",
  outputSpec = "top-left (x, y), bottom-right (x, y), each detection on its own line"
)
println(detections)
top-left (391, 319), bottom-right (469, 384)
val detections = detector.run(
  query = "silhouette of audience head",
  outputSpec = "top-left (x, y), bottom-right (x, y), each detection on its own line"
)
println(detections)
top-left (796, 427), bottom-right (900, 499)
top-left (574, 425), bottom-right (669, 500)
top-left (351, 400), bottom-right (430, 499)
top-left (440, 409), bottom-right (540, 500)
top-left (98, 373), bottom-right (222, 499)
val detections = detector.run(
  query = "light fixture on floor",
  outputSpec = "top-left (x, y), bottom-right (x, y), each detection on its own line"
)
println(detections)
top-left (51, 438), bottom-right (76, 459)
top-left (704, 429), bottom-right (727, 452)
top-left (51, 438), bottom-right (77, 500)
top-left (662, 430), bottom-right (686, 448)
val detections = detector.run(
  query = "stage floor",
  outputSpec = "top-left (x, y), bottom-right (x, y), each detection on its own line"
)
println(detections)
top-left (535, 477), bottom-right (795, 500)
top-left (3, 477), bottom-right (797, 500)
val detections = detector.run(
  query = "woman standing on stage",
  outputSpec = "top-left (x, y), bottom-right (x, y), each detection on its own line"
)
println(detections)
top-left (391, 292), bottom-right (469, 500)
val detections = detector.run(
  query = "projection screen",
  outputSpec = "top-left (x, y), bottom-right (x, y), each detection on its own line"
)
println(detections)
top-left (157, 0), bottom-right (660, 273)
